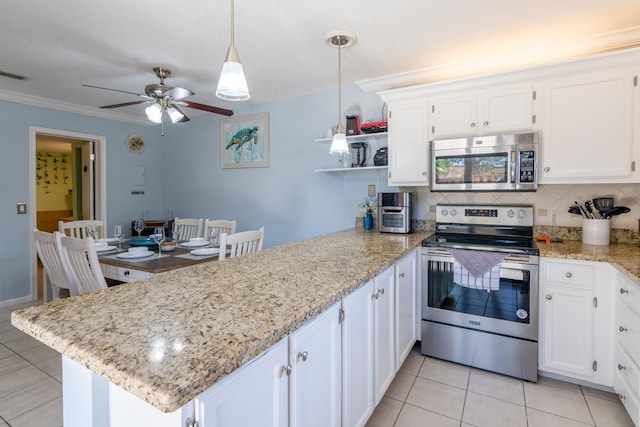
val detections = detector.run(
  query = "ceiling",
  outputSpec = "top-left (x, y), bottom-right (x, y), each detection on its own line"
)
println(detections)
top-left (2, 1), bottom-right (640, 124)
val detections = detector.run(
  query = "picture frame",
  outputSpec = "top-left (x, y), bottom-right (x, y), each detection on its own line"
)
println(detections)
top-left (221, 112), bottom-right (270, 168)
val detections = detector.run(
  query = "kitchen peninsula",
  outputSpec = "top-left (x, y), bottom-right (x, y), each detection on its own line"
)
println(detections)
top-left (12, 228), bottom-right (427, 426)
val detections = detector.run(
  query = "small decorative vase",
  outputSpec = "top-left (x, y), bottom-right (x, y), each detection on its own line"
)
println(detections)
top-left (363, 213), bottom-right (374, 230)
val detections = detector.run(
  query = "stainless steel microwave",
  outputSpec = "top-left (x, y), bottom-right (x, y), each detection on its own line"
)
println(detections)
top-left (430, 133), bottom-right (538, 192)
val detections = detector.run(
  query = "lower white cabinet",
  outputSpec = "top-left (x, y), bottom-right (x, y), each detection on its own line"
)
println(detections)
top-left (373, 266), bottom-right (396, 404)
top-left (395, 250), bottom-right (418, 366)
top-left (539, 258), bottom-right (613, 386)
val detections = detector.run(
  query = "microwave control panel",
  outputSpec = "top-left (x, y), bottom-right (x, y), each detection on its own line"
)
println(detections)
top-left (519, 150), bottom-right (535, 183)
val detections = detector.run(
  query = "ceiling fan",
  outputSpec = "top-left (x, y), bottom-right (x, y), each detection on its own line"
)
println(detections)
top-left (83, 66), bottom-right (234, 126)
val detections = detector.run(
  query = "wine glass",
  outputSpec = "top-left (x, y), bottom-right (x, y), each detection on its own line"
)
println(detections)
top-left (153, 227), bottom-right (165, 258)
top-left (113, 224), bottom-right (123, 250)
top-left (172, 222), bottom-right (181, 243)
top-left (87, 224), bottom-right (98, 240)
top-left (208, 228), bottom-right (219, 247)
top-left (134, 219), bottom-right (144, 237)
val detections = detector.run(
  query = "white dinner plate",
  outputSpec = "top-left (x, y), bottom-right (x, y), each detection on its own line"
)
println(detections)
top-left (191, 248), bottom-right (220, 256)
top-left (96, 245), bottom-right (117, 253)
top-left (96, 238), bottom-right (119, 244)
top-left (116, 251), bottom-right (154, 260)
top-left (180, 240), bottom-right (210, 248)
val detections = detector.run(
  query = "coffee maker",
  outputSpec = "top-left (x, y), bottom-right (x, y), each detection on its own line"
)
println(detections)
top-left (349, 142), bottom-right (367, 167)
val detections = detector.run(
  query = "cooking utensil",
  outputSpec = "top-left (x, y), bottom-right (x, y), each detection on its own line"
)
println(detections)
top-left (603, 206), bottom-right (630, 219)
top-left (584, 200), bottom-right (596, 219)
top-left (575, 201), bottom-right (588, 218)
top-left (568, 206), bottom-right (583, 216)
top-left (592, 197), bottom-right (614, 217)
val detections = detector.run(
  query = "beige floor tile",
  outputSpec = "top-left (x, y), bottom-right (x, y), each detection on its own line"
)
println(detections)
top-left (385, 371), bottom-right (415, 402)
top-left (406, 377), bottom-right (466, 420)
top-left (3, 335), bottom-right (43, 353)
top-left (524, 381), bottom-right (593, 424)
top-left (395, 403), bottom-right (459, 427)
top-left (8, 396), bottom-right (63, 427)
top-left (17, 344), bottom-right (60, 365)
top-left (0, 354), bottom-right (31, 377)
top-left (468, 369), bottom-right (525, 405)
top-left (0, 320), bottom-right (16, 333)
top-left (584, 394), bottom-right (635, 427)
top-left (399, 347), bottom-right (424, 376)
top-left (462, 391), bottom-right (527, 427)
top-left (418, 357), bottom-right (470, 389)
top-left (527, 408), bottom-right (593, 427)
top-left (0, 344), bottom-right (14, 361)
top-left (0, 377), bottom-right (61, 420)
top-left (537, 375), bottom-right (582, 392)
top-left (365, 396), bottom-right (403, 427)
top-left (581, 385), bottom-right (620, 402)
top-left (0, 327), bottom-right (27, 344)
top-left (0, 365), bottom-right (50, 397)
top-left (33, 355), bottom-right (62, 377)
top-left (0, 309), bottom-right (12, 322)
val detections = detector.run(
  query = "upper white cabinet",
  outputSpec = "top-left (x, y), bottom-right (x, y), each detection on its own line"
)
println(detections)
top-left (429, 85), bottom-right (534, 139)
top-left (386, 97), bottom-right (430, 186)
top-left (538, 68), bottom-right (639, 183)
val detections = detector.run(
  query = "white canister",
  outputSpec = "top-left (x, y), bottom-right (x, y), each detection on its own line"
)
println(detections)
top-left (582, 218), bottom-right (611, 245)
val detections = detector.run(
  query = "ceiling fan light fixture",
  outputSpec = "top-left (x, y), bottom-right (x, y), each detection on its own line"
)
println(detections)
top-left (145, 103), bottom-right (163, 123)
top-left (167, 106), bottom-right (184, 123)
top-left (216, 0), bottom-right (250, 101)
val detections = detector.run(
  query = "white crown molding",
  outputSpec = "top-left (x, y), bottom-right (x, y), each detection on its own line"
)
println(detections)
top-left (357, 26), bottom-right (640, 93)
top-left (0, 89), bottom-right (152, 126)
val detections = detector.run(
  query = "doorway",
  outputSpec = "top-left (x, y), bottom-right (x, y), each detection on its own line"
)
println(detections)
top-left (29, 127), bottom-right (107, 301)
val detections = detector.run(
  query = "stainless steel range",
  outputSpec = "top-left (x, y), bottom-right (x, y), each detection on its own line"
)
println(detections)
top-left (421, 204), bottom-right (539, 382)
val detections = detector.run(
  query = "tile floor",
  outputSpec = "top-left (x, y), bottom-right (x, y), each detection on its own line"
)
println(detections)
top-left (0, 300), bottom-right (635, 427)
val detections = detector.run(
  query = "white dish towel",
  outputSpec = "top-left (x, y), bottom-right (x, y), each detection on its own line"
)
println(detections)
top-left (449, 249), bottom-right (506, 292)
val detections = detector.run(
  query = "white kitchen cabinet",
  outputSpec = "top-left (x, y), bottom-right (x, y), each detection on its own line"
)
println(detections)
top-left (386, 97), bottom-right (429, 186)
top-left (429, 85), bottom-right (534, 139)
top-left (195, 338), bottom-right (289, 427)
top-left (538, 68), bottom-right (638, 183)
top-left (373, 266), bottom-right (396, 404)
top-left (289, 301), bottom-right (342, 427)
top-left (395, 249), bottom-right (418, 366)
top-left (539, 258), bottom-right (613, 386)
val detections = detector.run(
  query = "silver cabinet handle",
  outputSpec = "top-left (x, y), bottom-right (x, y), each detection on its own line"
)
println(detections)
top-left (544, 166), bottom-right (550, 172)
top-left (372, 292), bottom-right (379, 300)
top-left (619, 326), bottom-right (628, 332)
top-left (297, 351), bottom-right (308, 362)
top-left (565, 272), bottom-right (573, 278)
top-left (620, 288), bottom-right (629, 294)
top-left (124, 270), bottom-right (130, 276)
top-left (619, 393), bottom-right (627, 401)
top-left (399, 273), bottom-right (405, 278)
top-left (618, 363), bottom-right (626, 371)
top-left (546, 295), bottom-right (552, 300)
top-left (281, 365), bottom-right (292, 375)
top-left (378, 288), bottom-right (385, 295)
top-left (470, 122), bottom-right (476, 127)
top-left (483, 121), bottom-right (489, 126)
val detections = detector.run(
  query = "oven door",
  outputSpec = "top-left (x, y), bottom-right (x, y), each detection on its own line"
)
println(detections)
top-left (422, 248), bottom-right (538, 341)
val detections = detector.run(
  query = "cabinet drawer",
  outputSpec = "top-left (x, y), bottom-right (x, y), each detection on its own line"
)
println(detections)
top-left (617, 275), bottom-right (640, 316)
top-left (614, 370), bottom-right (640, 427)
top-left (100, 264), bottom-right (153, 282)
top-left (543, 261), bottom-right (595, 286)
top-left (616, 302), bottom-right (640, 362)
top-left (615, 343), bottom-right (640, 399)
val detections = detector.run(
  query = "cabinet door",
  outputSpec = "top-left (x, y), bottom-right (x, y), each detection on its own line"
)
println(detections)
top-left (289, 302), bottom-right (341, 427)
top-left (395, 250), bottom-right (417, 367)
top-left (541, 284), bottom-right (595, 377)
top-left (430, 93), bottom-right (477, 138)
top-left (539, 68), bottom-right (637, 183)
top-left (196, 338), bottom-right (289, 427)
top-left (342, 282), bottom-right (375, 427)
top-left (478, 85), bottom-right (533, 134)
top-left (373, 266), bottom-right (396, 404)
top-left (387, 97), bottom-right (429, 186)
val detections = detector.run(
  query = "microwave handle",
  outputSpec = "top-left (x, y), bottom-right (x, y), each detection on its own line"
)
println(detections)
top-left (510, 150), bottom-right (516, 184)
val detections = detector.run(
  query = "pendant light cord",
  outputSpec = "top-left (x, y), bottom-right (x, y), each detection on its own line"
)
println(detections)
top-left (230, 0), bottom-right (235, 47)
top-left (337, 36), bottom-right (342, 131)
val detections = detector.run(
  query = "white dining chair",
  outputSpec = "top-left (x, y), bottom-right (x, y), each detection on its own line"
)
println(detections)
top-left (58, 235), bottom-right (108, 295)
top-left (33, 229), bottom-right (77, 301)
top-left (173, 217), bottom-right (203, 240)
top-left (204, 219), bottom-right (237, 246)
top-left (58, 219), bottom-right (105, 239)
top-left (218, 227), bottom-right (264, 260)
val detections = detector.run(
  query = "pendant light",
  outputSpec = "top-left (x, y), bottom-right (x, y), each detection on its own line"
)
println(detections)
top-left (325, 31), bottom-right (357, 164)
top-left (216, 0), bottom-right (250, 101)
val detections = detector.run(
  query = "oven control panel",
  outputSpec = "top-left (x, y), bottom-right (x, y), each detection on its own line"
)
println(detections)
top-left (436, 204), bottom-right (533, 226)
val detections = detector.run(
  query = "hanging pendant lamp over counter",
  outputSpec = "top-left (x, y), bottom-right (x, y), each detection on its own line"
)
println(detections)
top-left (216, 0), bottom-right (250, 101)
top-left (325, 31), bottom-right (357, 156)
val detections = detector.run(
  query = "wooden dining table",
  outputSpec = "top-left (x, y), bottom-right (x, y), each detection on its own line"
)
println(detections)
top-left (98, 243), bottom-right (220, 283)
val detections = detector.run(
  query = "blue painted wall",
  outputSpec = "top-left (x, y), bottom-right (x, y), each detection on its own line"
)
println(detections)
top-left (0, 85), bottom-right (396, 303)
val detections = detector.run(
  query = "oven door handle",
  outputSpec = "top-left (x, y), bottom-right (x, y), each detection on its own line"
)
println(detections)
top-left (382, 208), bottom-right (403, 213)
top-left (510, 150), bottom-right (516, 184)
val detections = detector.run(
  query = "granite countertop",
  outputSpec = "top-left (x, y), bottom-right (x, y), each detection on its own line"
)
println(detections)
top-left (11, 228), bottom-right (427, 413)
top-left (537, 239), bottom-right (640, 284)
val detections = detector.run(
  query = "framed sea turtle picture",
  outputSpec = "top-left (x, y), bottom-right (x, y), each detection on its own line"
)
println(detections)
top-left (221, 112), bottom-right (270, 168)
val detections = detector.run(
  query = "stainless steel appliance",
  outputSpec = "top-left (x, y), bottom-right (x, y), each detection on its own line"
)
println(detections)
top-left (378, 192), bottom-right (413, 234)
top-left (430, 133), bottom-right (538, 192)
top-left (349, 142), bottom-right (367, 167)
top-left (421, 204), bottom-right (539, 381)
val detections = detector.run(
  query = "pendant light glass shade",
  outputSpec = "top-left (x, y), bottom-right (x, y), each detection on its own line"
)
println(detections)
top-left (145, 103), bottom-right (162, 123)
top-left (329, 126), bottom-right (349, 154)
top-left (216, 0), bottom-right (250, 101)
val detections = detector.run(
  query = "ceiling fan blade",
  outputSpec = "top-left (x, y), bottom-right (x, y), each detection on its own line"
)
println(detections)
top-left (164, 86), bottom-right (194, 101)
top-left (82, 84), bottom-right (153, 99)
top-left (177, 100), bottom-right (233, 117)
top-left (99, 100), bottom-right (150, 109)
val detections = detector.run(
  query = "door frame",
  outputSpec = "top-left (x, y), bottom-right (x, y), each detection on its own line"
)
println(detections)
top-left (29, 126), bottom-right (107, 300)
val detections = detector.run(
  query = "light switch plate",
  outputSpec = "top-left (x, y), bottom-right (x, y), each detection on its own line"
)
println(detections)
top-left (368, 185), bottom-right (376, 197)
top-left (17, 203), bottom-right (27, 214)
